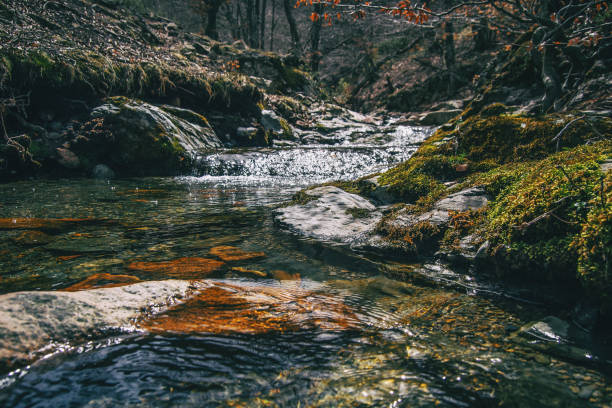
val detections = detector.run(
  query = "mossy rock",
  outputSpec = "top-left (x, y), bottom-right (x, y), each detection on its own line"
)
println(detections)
top-left (376, 154), bottom-right (466, 203)
top-left (0, 48), bottom-right (264, 117)
top-left (445, 113), bottom-right (612, 163)
top-left (481, 142), bottom-right (611, 296)
top-left (572, 171), bottom-right (612, 313)
top-left (73, 98), bottom-right (223, 176)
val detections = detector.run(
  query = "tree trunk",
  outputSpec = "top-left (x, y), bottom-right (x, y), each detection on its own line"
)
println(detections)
top-left (223, 3), bottom-right (240, 39)
top-left (246, 0), bottom-right (256, 47)
top-left (532, 27), bottom-right (562, 112)
top-left (442, 21), bottom-right (456, 95)
top-left (204, 0), bottom-right (223, 40)
top-left (254, 0), bottom-right (261, 47)
top-left (283, 0), bottom-right (300, 52)
top-left (260, 0), bottom-right (267, 50)
top-left (310, 3), bottom-right (323, 72)
top-left (269, 0), bottom-right (276, 51)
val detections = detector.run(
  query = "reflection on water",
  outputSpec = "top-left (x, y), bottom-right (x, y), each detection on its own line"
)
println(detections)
top-left (0, 135), bottom-right (611, 406)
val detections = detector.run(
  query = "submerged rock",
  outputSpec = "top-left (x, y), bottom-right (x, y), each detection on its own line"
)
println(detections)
top-left (63, 273), bottom-right (141, 291)
top-left (230, 266), bottom-right (267, 278)
top-left (92, 164), bottom-right (115, 179)
top-left (0, 279), bottom-right (362, 367)
top-left (127, 257), bottom-right (225, 278)
top-left (12, 230), bottom-right (53, 246)
top-left (275, 186), bottom-right (382, 245)
top-left (45, 235), bottom-right (126, 254)
top-left (209, 246), bottom-right (266, 262)
top-left (0, 280), bottom-right (193, 366)
top-left (0, 217), bottom-right (99, 231)
top-left (138, 280), bottom-right (361, 335)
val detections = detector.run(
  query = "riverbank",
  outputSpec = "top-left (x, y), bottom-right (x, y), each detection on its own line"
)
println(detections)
top-left (278, 107), bottom-right (612, 327)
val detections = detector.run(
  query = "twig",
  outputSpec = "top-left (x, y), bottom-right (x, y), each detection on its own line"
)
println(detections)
top-left (601, 175), bottom-right (606, 208)
top-left (552, 116), bottom-right (584, 152)
top-left (513, 195), bottom-right (575, 231)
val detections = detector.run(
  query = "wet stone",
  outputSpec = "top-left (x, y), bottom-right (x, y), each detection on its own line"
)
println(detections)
top-left (230, 267), bottom-right (267, 278)
top-left (12, 231), bottom-right (53, 246)
top-left (0, 280), bottom-right (194, 365)
top-left (434, 186), bottom-right (490, 212)
top-left (520, 316), bottom-right (570, 342)
top-left (45, 235), bottom-right (126, 254)
top-left (0, 218), bottom-right (97, 231)
top-left (275, 186), bottom-right (382, 245)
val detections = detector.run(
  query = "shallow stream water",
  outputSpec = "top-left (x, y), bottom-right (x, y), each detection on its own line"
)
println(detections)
top-left (0, 126), bottom-right (610, 407)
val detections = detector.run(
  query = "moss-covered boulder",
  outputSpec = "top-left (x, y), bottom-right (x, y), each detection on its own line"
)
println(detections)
top-left (71, 97), bottom-right (222, 176)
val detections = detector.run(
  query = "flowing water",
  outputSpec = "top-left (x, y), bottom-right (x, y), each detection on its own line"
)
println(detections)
top-left (0, 126), bottom-right (610, 407)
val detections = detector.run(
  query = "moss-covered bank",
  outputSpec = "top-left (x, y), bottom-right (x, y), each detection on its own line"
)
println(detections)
top-left (334, 107), bottom-right (612, 315)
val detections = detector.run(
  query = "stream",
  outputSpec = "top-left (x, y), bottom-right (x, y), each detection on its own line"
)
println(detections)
top-left (0, 124), bottom-right (610, 407)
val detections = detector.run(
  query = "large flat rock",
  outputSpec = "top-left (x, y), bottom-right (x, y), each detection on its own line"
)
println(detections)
top-left (0, 280), bottom-right (193, 365)
top-left (275, 186), bottom-right (382, 245)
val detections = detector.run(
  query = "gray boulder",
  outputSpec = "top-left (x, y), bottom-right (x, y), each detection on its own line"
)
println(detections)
top-left (434, 186), bottom-right (490, 212)
top-left (261, 110), bottom-right (282, 133)
top-left (0, 280), bottom-right (192, 365)
top-left (92, 164), bottom-right (115, 179)
top-left (75, 97), bottom-right (222, 175)
top-left (275, 186), bottom-right (382, 245)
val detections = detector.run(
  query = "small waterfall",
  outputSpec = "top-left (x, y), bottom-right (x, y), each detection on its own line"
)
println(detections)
top-left (194, 126), bottom-right (434, 183)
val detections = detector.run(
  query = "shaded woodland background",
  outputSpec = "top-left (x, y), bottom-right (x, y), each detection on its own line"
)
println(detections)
top-left (110, 0), bottom-right (504, 112)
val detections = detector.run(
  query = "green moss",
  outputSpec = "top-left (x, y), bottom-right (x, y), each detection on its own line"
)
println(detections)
top-left (447, 113), bottom-right (612, 163)
top-left (282, 66), bottom-right (309, 89)
top-left (484, 142), bottom-right (611, 288)
top-left (279, 117), bottom-right (293, 139)
top-left (571, 171), bottom-right (612, 312)
top-left (346, 208), bottom-right (372, 218)
top-left (0, 48), bottom-right (263, 115)
top-left (377, 154), bottom-right (466, 203)
top-left (376, 214), bottom-right (442, 255)
top-left (282, 190), bottom-right (318, 207)
top-left (479, 103), bottom-right (510, 117)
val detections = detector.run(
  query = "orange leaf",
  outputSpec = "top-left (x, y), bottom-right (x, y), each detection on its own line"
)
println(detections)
top-left (310, 12), bottom-right (320, 22)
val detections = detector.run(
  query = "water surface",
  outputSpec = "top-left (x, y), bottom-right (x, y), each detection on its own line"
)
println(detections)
top-left (0, 127), bottom-right (610, 407)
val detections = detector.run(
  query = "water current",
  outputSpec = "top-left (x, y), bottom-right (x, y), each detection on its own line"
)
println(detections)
top-left (0, 125), bottom-right (610, 407)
